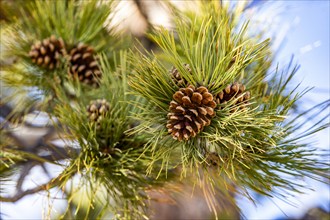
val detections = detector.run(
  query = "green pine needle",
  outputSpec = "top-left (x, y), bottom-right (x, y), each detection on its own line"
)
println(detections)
top-left (128, 1), bottom-right (330, 209)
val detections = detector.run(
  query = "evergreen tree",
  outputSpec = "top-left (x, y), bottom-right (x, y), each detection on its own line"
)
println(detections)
top-left (0, 1), bottom-right (328, 219)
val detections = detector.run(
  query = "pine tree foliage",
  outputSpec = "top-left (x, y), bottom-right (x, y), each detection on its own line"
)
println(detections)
top-left (0, 1), bottom-right (329, 219)
top-left (52, 53), bottom-right (167, 218)
top-left (1, 0), bottom-right (123, 117)
top-left (129, 0), bottom-right (329, 208)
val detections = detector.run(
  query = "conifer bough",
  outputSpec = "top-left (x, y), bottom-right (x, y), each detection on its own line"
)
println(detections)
top-left (1, 0), bottom-right (329, 219)
top-left (129, 3), bottom-right (329, 216)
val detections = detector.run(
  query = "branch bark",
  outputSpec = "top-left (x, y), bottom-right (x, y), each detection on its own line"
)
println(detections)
top-left (0, 176), bottom-right (61, 203)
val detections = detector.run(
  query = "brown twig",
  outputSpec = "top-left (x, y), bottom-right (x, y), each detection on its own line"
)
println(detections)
top-left (0, 176), bottom-right (61, 203)
top-left (1, 122), bottom-right (79, 202)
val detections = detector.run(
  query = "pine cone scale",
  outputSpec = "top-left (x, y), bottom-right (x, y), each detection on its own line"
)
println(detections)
top-left (78, 65), bottom-right (86, 72)
top-left (83, 53), bottom-right (92, 59)
top-left (198, 107), bottom-right (207, 115)
top-left (85, 71), bottom-right (93, 77)
top-left (189, 109), bottom-right (198, 116)
top-left (44, 56), bottom-right (50, 65)
top-left (184, 115), bottom-right (192, 121)
top-left (37, 57), bottom-right (43, 65)
top-left (49, 44), bottom-right (55, 52)
top-left (182, 96), bottom-right (192, 105)
top-left (175, 106), bottom-right (185, 113)
top-left (89, 61), bottom-right (98, 68)
top-left (192, 92), bottom-right (203, 104)
top-left (72, 53), bottom-right (81, 61)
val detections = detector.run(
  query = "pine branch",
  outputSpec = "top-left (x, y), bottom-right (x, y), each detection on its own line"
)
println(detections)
top-left (1, 1), bottom-right (328, 219)
top-left (0, 171), bottom-right (65, 203)
top-left (48, 52), bottom-right (173, 218)
top-left (128, 1), bottom-right (330, 213)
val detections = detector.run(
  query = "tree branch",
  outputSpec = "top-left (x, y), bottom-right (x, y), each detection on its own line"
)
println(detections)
top-left (0, 176), bottom-right (61, 203)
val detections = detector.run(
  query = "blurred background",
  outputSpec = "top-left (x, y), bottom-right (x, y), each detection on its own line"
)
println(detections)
top-left (238, 1), bottom-right (330, 219)
top-left (0, 0), bottom-right (329, 219)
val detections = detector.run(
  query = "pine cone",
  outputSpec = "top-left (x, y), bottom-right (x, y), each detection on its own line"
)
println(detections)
top-left (170, 63), bottom-right (191, 86)
top-left (68, 43), bottom-right (101, 87)
top-left (87, 99), bottom-right (110, 128)
top-left (29, 35), bottom-right (65, 69)
top-left (215, 82), bottom-right (250, 110)
top-left (166, 85), bottom-right (216, 141)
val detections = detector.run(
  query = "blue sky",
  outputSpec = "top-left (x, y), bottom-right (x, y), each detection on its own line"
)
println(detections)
top-left (238, 1), bottom-right (330, 219)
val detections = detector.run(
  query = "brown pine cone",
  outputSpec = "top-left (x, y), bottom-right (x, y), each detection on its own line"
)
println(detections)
top-left (68, 43), bottom-right (101, 87)
top-left (29, 35), bottom-right (65, 69)
top-left (166, 85), bottom-right (216, 141)
top-left (215, 82), bottom-right (250, 110)
top-left (170, 63), bottom-right (191, 86)
top-left (87, 99), bottom-right (110, 128)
